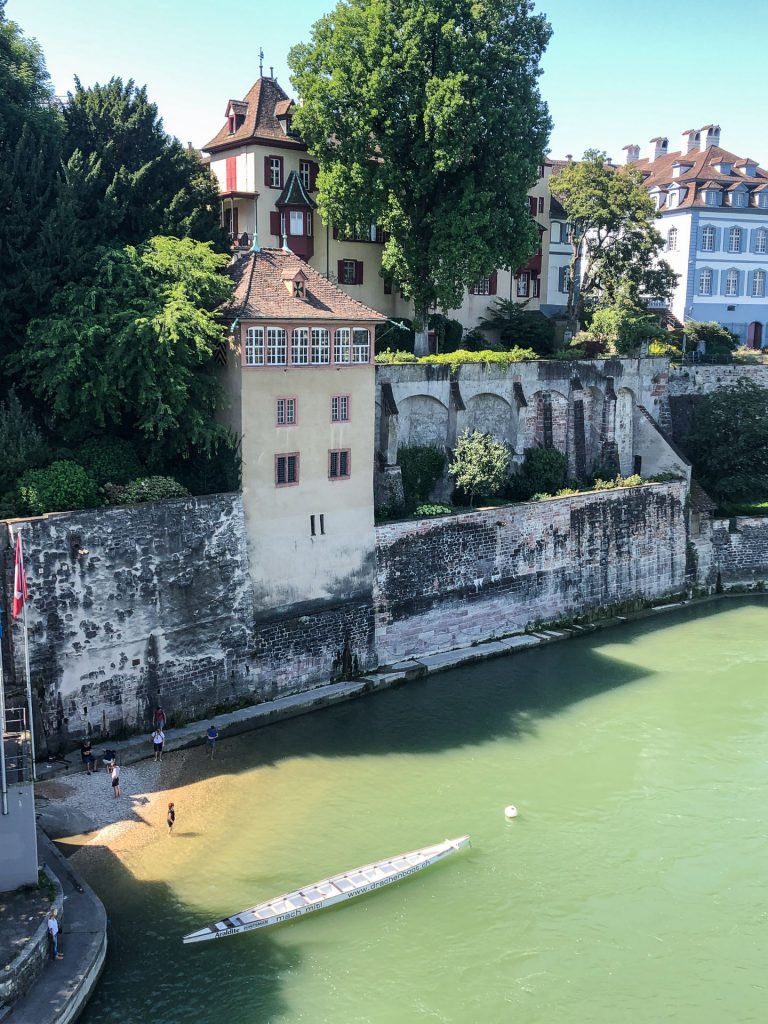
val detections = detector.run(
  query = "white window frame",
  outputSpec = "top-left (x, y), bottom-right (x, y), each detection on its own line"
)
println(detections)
top-left (266, 327), bottom-right (287, 365)
top-left (291, 328), bottom-right (309, 365)
top-left (667, 227), bottom-right (677, 251)
top-left (269, 157), bottom-right (282, 188)
top-left (701, 226), bottom-right (715, 252)
top-left (289, 210), bottom-right (304, 235)
top-left (725, 269), bottom-right (739, 297)
top-left (756, 229), bottom-right (767, 255)
top-left (311, 327), bottom-right (330, 364)
top-left (558, 266), bottom-right (568, 293)
top-left (334, 328), bottom-right (351, 364)
top-left (352, 328), bottom-right (370, 364)
top-left (276, 397), bottom-right (297, 425)
top-left (245, 326), bottom-right (264, 366)
top-left (331, 395), bottom-right (350, 422)
top-left (705, 190), bottom-right (719, 207)
top-left (299, 160), bottom-right (311, 190)
top-left (753, 270), bottom-right (766, 298)
top-left (699, 268), bottom-right (712, 296)
top-left (471, 277), bottom-right (491, 296)
top-left (341, 260), bottom-right (357, 285)
top-left (728, 227), bottom-right (742, 253)
top-left (517, 272), bottom-right (530, 298)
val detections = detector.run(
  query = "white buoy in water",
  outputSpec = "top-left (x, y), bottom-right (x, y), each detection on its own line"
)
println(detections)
top-left (504, 804), bottom-right (518, 819)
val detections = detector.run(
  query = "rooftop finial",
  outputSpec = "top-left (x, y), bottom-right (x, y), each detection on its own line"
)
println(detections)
top-left (259, 47), bottom-right (264, 78)
top-left (250, 231), bottom-right (260, 254)
top-left (282, 233), bottom-right (290, 252)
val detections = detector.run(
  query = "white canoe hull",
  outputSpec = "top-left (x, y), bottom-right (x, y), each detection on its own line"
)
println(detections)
top-left (183, 835), bottom-right (470, 944)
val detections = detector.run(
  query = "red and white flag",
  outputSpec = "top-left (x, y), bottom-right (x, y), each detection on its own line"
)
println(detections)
top-left (12, 531), bottom-right (28, 619)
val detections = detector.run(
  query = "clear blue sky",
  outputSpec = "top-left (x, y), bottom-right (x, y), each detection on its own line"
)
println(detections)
top-left (8, 0), bottom-right (768, 164)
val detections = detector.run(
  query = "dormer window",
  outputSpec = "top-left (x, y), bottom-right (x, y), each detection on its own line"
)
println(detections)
top-left (228, 114), bottom-right (235, 134)
top-left (713, 160), bottom-right (732, 174)
top-left (282, 268), bottom-right (309, 300)
top-left (672, 162), bottom-right (692, 179)
top-left (668, 189), bottom-right (679, 209)
top-left (703, 188), bottom-right (721, 207)
top-left (293, 280), bottom-right (306, 299)
top-left (731, 190), bottom-right (748, 208)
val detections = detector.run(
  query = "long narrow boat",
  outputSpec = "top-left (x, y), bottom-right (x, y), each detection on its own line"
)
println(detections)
top-left (182, 835), bottom-right (470, 944)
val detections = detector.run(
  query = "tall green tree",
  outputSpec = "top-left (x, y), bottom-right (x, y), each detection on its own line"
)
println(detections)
top-left (59, 77), bottom-right (226, 251)
top-left (21, 237), bottom-right (232, 457)
top-left (290, 0), bottom-right (551, 355)
top-left (550, 150), bottom-right (677, 329)
top-left (0, 1), bottom-right (63, 361)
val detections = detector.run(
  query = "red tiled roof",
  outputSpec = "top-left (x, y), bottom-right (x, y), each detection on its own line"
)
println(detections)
top-left (634, 144), bottom-right (768, 210)
top-left (225, 248), bottom-right (386, 322)
top-left (204, 77), bottom-right (307, 154)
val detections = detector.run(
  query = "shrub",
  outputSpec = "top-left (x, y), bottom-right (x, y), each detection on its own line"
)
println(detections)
top-left (512, 448), bottom-right (568, 500)
top-left (593, 474), bottom-right (642, 490)
top-left (414, 503), bottom-right (453, 517)
top-left (685, 320), bottom-right (739, 356)
top-left (0, 389), bottom-right (50, 493)
top-left (169, 431), bottom-right (242, 495)
top-left (105, 476), bottom-right (190, 505)
top-left (587, 301), bottom-right (663, 355)
top-left (478, 298), bottom-right (557, 355)
top-left (74, 436), bottom-right (144, 486)
top-left (375, 318), bottom-right (415, 354)
top-left (648, 339), bottom-right (681, 358)
top-left (18, 460), bottom-right (101, 515)
top-left (398, 445), bottom-right (445, 507)
top-left (375, 348), bottom-right (418, 364)
top-left (419, 347), bottom-right (538, 371)
top-left (448, 430), bottom-right (509, 507)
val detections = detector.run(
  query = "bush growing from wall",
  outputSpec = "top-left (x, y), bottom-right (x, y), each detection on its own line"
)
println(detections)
top-left (684, 321), bottom-right (739, 357)
top-left (478, 299), bottom-right (557, 355)
top-left (104, 476), bottom-right (190, 505)
top-left (511, 447), bottom-right (568, 500)
top-left (397, 445), bottom-right (445, 507)
top-left (448, 430), bottom-right (509, 507)
top-left (74, 436), bottom-right (145, 486)
top-left (18, 460), bottom-right (101, 514)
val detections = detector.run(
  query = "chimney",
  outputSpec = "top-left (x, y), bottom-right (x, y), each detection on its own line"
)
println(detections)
top-left (622, 143), bottom-right (640, 164)
top-left (702, 124), bottom-right (721, 149)
top-left (681, 129), bottom-right (699, 154)
top-left (648, 137), bottom-right (668, 161)
top-left (565, 154), bottom-right (573, 162)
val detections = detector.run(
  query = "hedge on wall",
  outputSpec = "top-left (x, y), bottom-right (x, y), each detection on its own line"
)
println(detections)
top-left (397, 444), bottom-right (445, 508)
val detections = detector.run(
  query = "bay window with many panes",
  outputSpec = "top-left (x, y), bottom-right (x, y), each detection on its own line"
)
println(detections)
top-left (241, 323), bottom-right (372, 367)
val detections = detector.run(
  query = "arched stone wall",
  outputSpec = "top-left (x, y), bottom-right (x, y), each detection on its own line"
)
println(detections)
top-left (459, 392), bottom-right (517, 448)
top-left (397, 394), bottom-right (449, 447)
top-left (616, 387), bottom-right (636, 475)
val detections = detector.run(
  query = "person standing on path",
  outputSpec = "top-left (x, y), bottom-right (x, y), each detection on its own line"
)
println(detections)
top-left (153, 705), bottom-right (166, 731)
top-left (80, 738), bottom-right (96, 775)
top-left (206, 723), bottom-right (218, 759)
top-left (167, 802), bottom-right (175, 835)
top-left (152, 727), bottom-right (165, 762)
top-left (111, 762), bottom-right (121, 798)
top-left (47, 910), bottom-right (64, 959)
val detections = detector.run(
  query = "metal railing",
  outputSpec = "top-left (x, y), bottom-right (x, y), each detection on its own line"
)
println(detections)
top-left (2, 706), bottom-right (33, 786)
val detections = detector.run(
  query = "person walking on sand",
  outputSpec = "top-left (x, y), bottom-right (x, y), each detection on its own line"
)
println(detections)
top-left (167, 801), bottom-right (175, 835)
top-left (206, 723), bottom-right (218, 759)
top-left (111, 762), bottom-right (121, 798)
top-left (47, 910), bottom-right (63, 960)
top-left (152, 727), bottom-right (165, 762)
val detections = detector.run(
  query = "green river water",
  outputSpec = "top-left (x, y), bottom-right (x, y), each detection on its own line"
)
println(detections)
top-left (74, 599), bottom-right (768, 1024)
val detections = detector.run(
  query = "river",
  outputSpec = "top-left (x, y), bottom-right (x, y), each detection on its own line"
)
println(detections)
top-left (70, 598), bottom-right (768, 1024)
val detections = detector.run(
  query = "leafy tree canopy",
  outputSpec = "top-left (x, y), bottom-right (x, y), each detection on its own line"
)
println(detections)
top-left (60, 77), bottom-right (225, 250)
top-left (684, 320), bottom-right (739, 356)
top-left (586, 287), bottom-right (664, 355)
top-left (290, 0), bottom-right (551, 353)
top-left (448, 429), bottom-right (509, 506)
top-left (550, 150), bottom-right (677, 327)
top-left (684, 379), bottom-right (768, 502)
top-left (20, 237), bottom-right (232, 457)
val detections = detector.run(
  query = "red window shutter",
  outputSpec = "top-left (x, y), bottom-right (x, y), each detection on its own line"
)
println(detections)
top-left (264, 156), bottom-right (271, 186)
top-left (310, 161), bottom-right (319, 191)
top-left (356, 261), bottom-right (364, 285)
top-left (337, 260), bottom-right (345, 283)
top-left (528, 196), bottom-right (537, 217)
top-left (226, 157), bottom-right (236, 192)
top-left (489, 271), bottom-right (497, 295)
top-left (270, 211), bottom-right (281, 236)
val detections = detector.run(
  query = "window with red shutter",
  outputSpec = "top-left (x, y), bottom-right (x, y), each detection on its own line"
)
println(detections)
top-left (356, 261), bottom-right (364, 285)
top-left (529, 196), bottom-right (538, 216)
top-left (265, 156), bottom-right (283, 188)
top-left (538, 196), bottom-right (544, 213)
top-left (488, 271), bottom-right (497, 295)
top-left (226, 157), bottom-right (236, 192)
top-left (270, 211), bottom-right (281, 236)
top-left (310, 162), bottom-right (319, 191)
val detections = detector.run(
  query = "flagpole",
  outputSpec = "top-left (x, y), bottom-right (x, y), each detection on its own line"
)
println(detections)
top-left (0, 618), bottom-right (8, 815)
top-left (10, 526), bottom-right (36, 782)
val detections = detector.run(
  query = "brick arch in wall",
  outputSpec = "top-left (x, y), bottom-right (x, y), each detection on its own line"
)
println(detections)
top-left (583, 385), bottom-right (607, 475)
top-left (397, 394), bottom-right (450, 448)
top-left (518, 389), bottom-right (569, 454)
top-left (458, 392), bottom-right (517, 448)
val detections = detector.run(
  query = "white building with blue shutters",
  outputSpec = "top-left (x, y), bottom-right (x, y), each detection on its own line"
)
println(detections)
top-left (625, 125), bottom-right (768, 347)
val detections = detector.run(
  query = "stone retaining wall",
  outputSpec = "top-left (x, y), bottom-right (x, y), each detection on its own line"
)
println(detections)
top-left (374, 481), bottom-right (688, 663)
top-left (0, 866), bottom-right (63, 1010)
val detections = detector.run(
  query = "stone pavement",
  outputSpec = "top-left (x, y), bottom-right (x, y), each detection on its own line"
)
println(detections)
top-left (5, 833), bottom-right (106, 1024)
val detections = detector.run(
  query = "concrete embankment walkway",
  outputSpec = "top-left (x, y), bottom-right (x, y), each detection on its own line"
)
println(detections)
top-left (5, 833), bottom-right (106, 1024)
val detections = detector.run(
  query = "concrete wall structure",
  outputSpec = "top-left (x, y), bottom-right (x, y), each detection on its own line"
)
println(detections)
top-left (376, 358), bottom-right (688, 484)
top-left (374, 481), bottom-right (688, 663)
